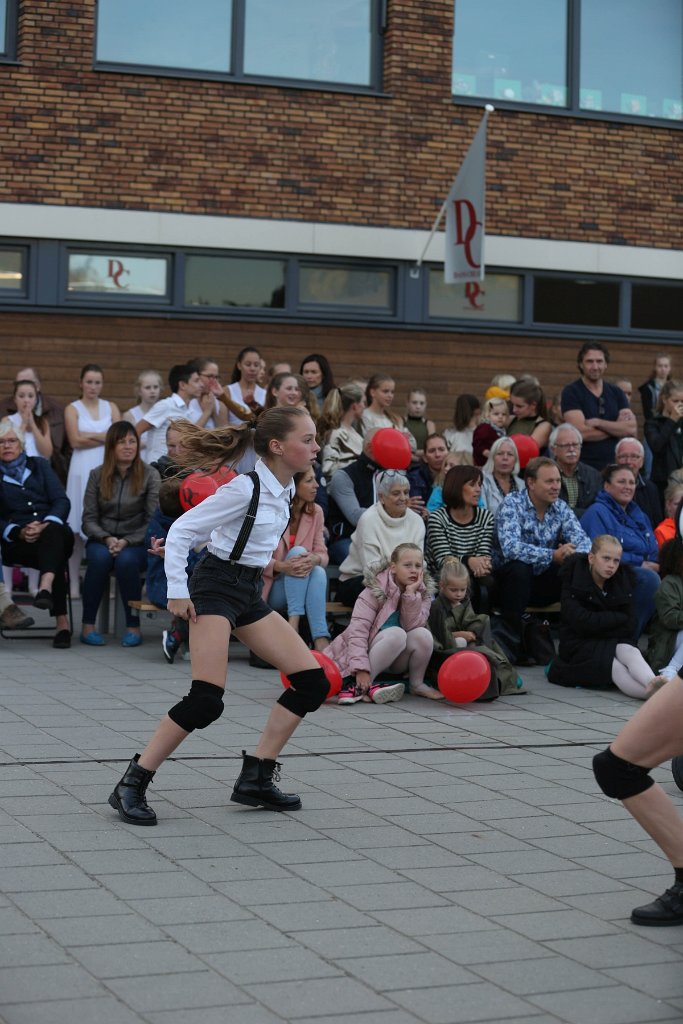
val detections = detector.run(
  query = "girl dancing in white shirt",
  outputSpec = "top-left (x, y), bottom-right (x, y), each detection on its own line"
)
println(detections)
top-left (108, 407), bottom-right (329, 824)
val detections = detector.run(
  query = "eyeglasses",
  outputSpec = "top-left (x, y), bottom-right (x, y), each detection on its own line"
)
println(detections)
top-left (201, 372), bottom-right (220, 379)
top-left (0, 438), bottom-right (20, 446)
top-left (553, 443), bottom-right (581, 451)
top-left (378, 470), bottom-right (407, 482)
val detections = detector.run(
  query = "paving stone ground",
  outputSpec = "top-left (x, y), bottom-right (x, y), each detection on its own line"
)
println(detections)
top-left (0, 611), bottom-right (682, 1024)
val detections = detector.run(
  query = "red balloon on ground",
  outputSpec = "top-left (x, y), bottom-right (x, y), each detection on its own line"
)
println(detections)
top-left (179, 467), bottom-right (237, 510)
top-left (509, 433), bottom-right (540, 469)
top-left (437, 651), bottom-right (491, 702)
top-left (370, 428), bottom-right (412, 470)
top-left (280, 650), bottom-right (343, 700)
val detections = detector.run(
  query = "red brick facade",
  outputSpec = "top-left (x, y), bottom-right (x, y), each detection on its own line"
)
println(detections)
top-left (2, 0), bottom-right (681, 248)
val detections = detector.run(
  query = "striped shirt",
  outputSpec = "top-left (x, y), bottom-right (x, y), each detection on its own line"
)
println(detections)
top-left (425, 506), bottom-right (494, 576)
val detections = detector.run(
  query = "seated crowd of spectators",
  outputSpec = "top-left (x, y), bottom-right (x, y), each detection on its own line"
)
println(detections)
top-left (1, 343), bottom-right (681, 706)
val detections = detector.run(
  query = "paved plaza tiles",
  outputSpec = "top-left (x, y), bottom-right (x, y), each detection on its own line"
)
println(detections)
top-left (0, 618), bottom-right (682, 1024)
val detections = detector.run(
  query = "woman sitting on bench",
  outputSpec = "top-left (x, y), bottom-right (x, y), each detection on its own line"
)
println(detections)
top-left (80, 422), bottom-right (160, 647)
top-left (262, 466), bottom-right (330, 652)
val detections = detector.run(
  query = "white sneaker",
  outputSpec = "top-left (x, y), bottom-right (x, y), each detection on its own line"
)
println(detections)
top-left (369, 682), bottom-right (405, 704)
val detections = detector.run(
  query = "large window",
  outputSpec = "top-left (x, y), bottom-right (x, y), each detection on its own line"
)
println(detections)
top-left (96, 0), bottom-right (380, 89)
top-left (533, 276), bottom-right (620, 327)
top-left (453, 0), bottom-right (683, 123)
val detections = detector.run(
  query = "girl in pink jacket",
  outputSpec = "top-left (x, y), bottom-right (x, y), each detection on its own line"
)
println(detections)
top-left (326, 542), bottom-right (443, 704)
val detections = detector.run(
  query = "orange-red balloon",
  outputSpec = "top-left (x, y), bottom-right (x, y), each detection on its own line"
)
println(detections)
top-left (370, 428), bottom-right (412, 471)
top-left (179, 467), bottom-right (237, 510)
top-left (509, 433), bottom-right (540, 469)
top-left (437, 651), bottom-right (491, 702)
top-left (280, 650), bottom-right (343, 700)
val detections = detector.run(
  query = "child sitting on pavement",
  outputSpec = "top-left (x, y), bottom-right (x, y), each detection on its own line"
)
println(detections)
top-left (326, 543), bottom-right (442, 704)
top-left (427, 557), bottom-right (524, 696)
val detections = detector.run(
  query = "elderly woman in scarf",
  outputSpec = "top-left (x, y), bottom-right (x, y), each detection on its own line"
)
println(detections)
top-left (0, 421), bottom-right (73, 648)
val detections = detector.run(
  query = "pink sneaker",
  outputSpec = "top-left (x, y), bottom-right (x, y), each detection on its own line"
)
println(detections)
top-left (337, 682), bottom-right (363, 705)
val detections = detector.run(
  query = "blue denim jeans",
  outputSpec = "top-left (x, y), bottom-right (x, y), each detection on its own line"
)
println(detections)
top-left (82, 541), bottom-right (147, 627)
top-left (268, 546), bottom-right (330, 641)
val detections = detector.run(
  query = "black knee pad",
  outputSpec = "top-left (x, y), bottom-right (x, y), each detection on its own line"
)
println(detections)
top-left (593, 746), bottom-right (654, 800)
top-left (168, 680), bottom-right (224, 732)
top-left (277, 667), bottom-right (329, 718)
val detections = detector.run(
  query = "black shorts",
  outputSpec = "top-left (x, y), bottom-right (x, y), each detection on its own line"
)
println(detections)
top-left (189, 552), bottom-right (272, 628)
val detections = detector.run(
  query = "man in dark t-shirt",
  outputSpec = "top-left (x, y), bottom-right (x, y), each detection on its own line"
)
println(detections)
top-left (561, 343), bottom-right (637, 470)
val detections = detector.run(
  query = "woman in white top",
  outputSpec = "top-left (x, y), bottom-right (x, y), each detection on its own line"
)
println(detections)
top-left (443, 393), bottom-right (481, 461)
top-left (188, 357), bottom-right (228, 431)
top-left (65, 364), bottom-right (120, 594)
top-left (123, 370), bottom-right (163, 462)
top-left (319, 382), bottom-right (365, 481)
top-left (5, 378), bottom-right (53, 460)
top-left (107, 408), bottom-right (330, 826)
top-left (223, 346), bottom-right (267, 425)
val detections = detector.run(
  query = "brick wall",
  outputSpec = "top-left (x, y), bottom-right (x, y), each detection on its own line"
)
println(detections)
top-left (0, 311), bottom-right (676, 429)
top-left (1, 1), bottom-right (681, 249)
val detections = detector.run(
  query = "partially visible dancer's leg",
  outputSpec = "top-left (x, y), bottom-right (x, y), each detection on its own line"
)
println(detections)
top-left (593, 677), bottom-right (683, 925)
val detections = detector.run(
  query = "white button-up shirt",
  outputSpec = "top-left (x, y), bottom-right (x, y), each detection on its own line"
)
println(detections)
top-left (164, 458), bottom-right (294, 600)
top-left (142, 393), bottom-right (198, 463)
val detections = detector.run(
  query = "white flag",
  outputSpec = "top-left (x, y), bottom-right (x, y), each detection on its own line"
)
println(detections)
top-left (444, 109), bottom-right (489, 283)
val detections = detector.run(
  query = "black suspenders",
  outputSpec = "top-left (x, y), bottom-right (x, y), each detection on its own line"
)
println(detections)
top-left (227, 471), bottom-right (260, 562)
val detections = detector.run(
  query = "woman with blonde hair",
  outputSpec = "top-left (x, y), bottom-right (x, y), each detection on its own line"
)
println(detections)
top-left (319, 382), bottom-right (365, 481)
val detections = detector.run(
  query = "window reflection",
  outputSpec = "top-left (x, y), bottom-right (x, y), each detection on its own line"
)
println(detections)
top-left (97, 0), bottom-right (232, 72)
top-left (0, 250), bottom-right (24, 291)
top-left (299, 265), bottom-right (392, 308)
top-left (632, 284), bottom-right (683, 331)
top-left (185, 255), bottom-right (286, 308)
top-left (67, 254), bottom-right (169, 297)
top-left (243, 0), bottom-right (372, 84)
top-left (452, 0), bottom-right (567, 106)
top-left (429, 272), bottom-right (521, 320)
top-left (534, 277), bottom-right (620, 327)
top-left (580, 0), bottom-right (682, 120)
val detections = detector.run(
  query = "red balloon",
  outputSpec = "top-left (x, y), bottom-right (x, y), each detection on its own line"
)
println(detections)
top-left (437, 651), bottom-right (491, 702)
top-left (509, 433), bottom-right (540, 469)
top-left (179, 467), bottom-right (237, 511)
top-left (370, 428), bottom-right (412, 471)
top-left (280, 650), bottom-right (343, 700)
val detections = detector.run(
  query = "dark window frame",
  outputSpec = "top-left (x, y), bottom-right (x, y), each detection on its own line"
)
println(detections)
top-left (452, 0), bottom-right (683, 130)
top-left (0, 0), bottom-right (18, 61)
top-left (1, 238), bottom-right (682, 343)
top-left (61, 247), bottom-right (174, 306)
top-left (93, 0), bottom-right (385, 95)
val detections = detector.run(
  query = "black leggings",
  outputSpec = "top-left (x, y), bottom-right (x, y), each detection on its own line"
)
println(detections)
top-left (2, 522), bottom-right (74, 617)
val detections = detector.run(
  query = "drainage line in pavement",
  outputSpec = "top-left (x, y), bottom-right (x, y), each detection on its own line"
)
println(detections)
top-left (0, 740), bottom-right (601, 767)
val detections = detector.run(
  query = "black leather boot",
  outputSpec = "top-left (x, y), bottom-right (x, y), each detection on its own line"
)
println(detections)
top-left (231, 750), bottom-right (302, 811)
top-left (108, 754), bottom-right (157, 826)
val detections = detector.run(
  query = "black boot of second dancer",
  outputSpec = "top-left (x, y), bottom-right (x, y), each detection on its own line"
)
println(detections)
top-left (108, 754), bottom-right (157, 826)
top-left (231, 750), bottom-right (302, 811)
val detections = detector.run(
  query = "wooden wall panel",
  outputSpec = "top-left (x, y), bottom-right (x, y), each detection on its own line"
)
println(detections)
top-left (0, 311), bottom-right (678, 430)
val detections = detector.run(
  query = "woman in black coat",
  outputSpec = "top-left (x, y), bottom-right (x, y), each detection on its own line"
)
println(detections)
top-left (644, 380), bottom-right (683, 500)
top-left (0, 421), bottom-right (73, 647)
top-left (547, 535), bottom-right (662, 698)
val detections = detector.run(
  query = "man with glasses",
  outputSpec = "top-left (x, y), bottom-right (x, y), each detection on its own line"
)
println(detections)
top-left (615, 436), bottom-right (663, 528)
top-left (549, 423), bottom-right (601, 520)
top-left (561, 342), bottom-right (637, 470)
